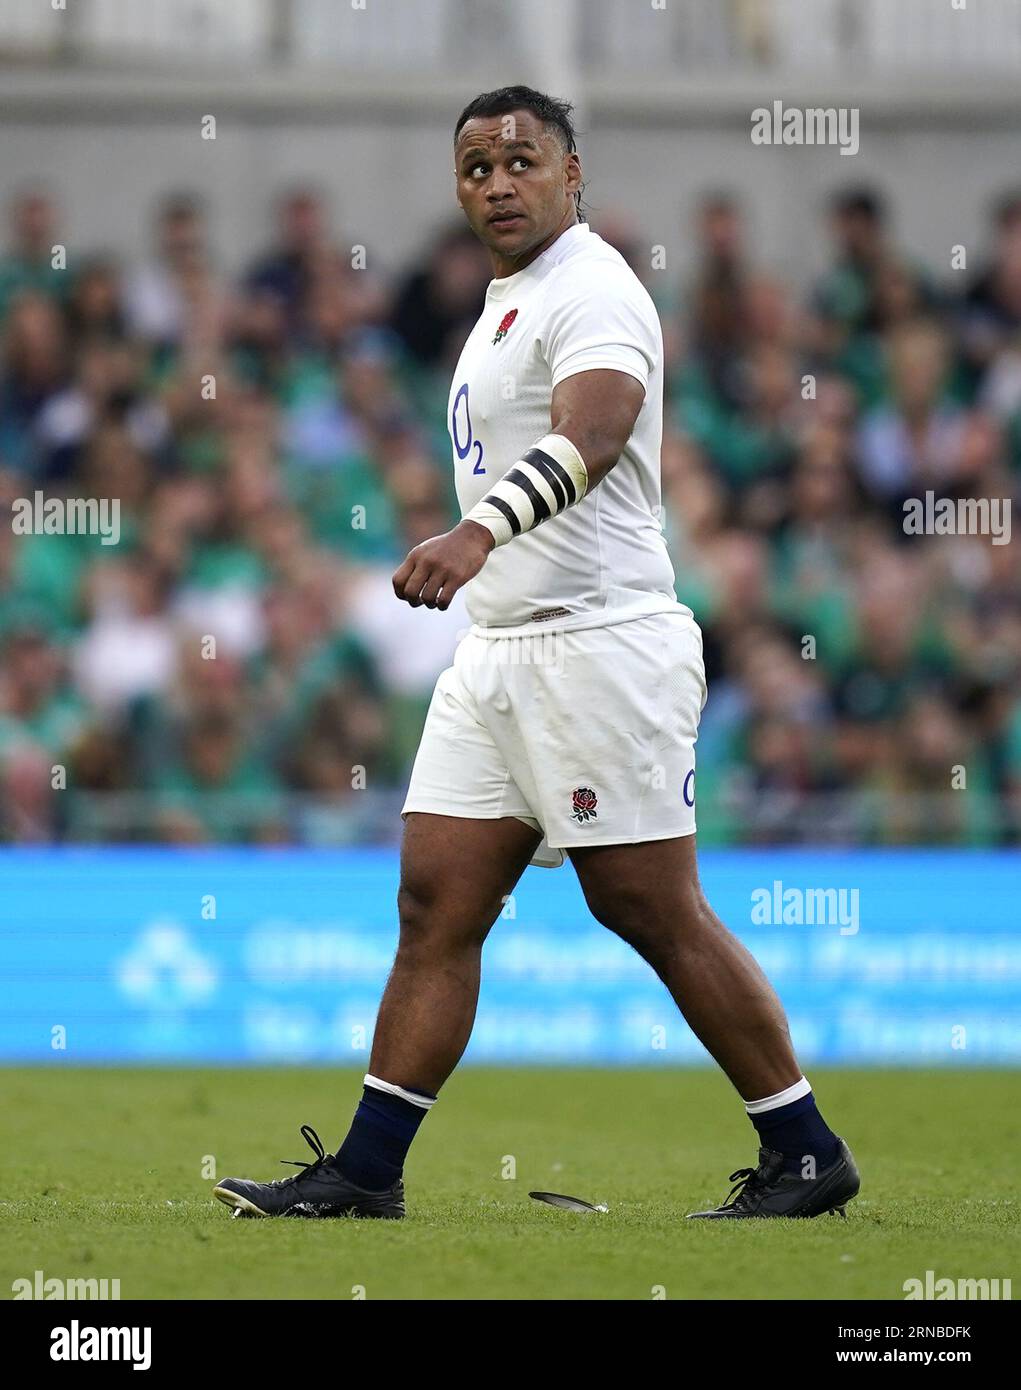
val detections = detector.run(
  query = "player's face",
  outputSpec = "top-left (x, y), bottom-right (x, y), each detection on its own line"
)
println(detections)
top-left (454, 111), bottom-right (581, 272)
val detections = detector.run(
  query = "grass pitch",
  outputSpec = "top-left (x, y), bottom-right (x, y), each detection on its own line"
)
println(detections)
top-left (1, 1067), bottom-right (1017, 1301)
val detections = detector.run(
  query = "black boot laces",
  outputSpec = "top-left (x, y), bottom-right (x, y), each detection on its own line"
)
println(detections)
top-left (718, 1161), bottom-right (769, 1212)
top-left (268, 1125), bottom-right (335, 1189)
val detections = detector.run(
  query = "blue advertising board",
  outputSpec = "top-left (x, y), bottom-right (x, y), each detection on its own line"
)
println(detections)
top-left (0, 848), bottom-right (1017, 1065)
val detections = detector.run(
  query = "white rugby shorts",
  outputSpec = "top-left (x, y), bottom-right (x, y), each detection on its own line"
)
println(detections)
top-left (401, 610), bottom-right (707, 868)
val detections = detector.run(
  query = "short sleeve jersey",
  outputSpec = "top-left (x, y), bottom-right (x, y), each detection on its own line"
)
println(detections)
top-left (448, 222), bottom-right (684, 634)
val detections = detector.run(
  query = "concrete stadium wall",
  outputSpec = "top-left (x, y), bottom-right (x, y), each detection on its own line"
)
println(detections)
top-left (3, 106), bottom-right (1019, 285)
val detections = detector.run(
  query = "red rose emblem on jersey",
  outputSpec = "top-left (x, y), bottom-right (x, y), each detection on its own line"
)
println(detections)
top-left (571, 787), bottom-right (598, 823)
top-left (492, 308), bottom-right (518, 345)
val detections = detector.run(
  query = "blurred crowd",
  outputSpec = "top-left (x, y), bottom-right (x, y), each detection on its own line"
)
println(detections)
top-left (0, 182), bottom-right (1018, 844)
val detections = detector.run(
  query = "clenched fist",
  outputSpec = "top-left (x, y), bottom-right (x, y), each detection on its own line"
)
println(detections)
top-left (392, 519), bottom-right (496, 610)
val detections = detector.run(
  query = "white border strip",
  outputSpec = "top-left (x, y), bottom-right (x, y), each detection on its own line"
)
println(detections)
top-left (744, 1076), bottom-right (812, 1115)
top-left (364, 1073), bottom-right (437, 1109)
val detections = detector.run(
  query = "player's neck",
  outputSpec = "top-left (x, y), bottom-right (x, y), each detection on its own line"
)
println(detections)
top-left (489, 210), bottom-right (580, 280)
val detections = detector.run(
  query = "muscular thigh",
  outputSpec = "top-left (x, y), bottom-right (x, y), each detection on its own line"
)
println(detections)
top-left (568, 833), bottom-right (704, 942)
top-left (399, 812), bottom-right (541, 945)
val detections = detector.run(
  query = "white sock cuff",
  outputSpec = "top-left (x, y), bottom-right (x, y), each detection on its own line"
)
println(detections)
top-left (364, 1074), bottom-right (437, 1110)
top-left (744, 1076), bottom-right (812, 1115)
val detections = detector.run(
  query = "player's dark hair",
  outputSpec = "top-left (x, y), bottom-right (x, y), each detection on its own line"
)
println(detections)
top-left (454, 85), bottom-right (585, 219)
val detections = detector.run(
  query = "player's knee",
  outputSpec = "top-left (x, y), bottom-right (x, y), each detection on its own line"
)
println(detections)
top-left (396, 878), bottom-right (439, 944)
top-left (396, 876), bottom-right (490, 954)
top-left (582, 880), bottom-right (646, 943)
top-left (583, 876), bottom-right (710, 958)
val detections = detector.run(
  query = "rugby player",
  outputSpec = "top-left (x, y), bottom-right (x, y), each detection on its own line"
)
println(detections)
top-left (215, 86), bottom-right (860, 1223)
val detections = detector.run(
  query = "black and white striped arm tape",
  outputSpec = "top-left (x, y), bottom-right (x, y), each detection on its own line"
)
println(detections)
top-left (463, 433), bottom-right (589, 547)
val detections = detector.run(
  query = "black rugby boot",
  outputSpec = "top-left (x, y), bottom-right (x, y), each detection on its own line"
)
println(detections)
top-left (686, 1137), bottom-right (860, 1220)
top-left (213, 1124), bottom-right (405, 1219)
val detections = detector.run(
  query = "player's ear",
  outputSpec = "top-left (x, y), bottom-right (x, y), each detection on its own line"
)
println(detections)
top-left (564, 151), bottom-right (582, 198)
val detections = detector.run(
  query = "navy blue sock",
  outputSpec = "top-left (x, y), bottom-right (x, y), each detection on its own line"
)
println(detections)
top-left (749, 1087), bottom-right (840, 1176)
top-left (334, 1079), bottom-right (435, 1191)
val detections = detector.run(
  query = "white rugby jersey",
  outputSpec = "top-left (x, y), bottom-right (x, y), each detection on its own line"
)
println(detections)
top-left (448, 222), bottom-right (689, 634)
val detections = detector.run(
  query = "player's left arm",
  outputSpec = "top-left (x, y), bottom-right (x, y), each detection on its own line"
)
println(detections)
top-left (547, 368), bottom-right (646, 489)
top-left (392, 368), bottom-right (644, 610)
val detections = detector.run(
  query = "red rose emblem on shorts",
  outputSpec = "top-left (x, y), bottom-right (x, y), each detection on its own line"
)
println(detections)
top-left (492, 308), bottom-right (518, 344)
top-left (571, 787), bottom-right (598, 823)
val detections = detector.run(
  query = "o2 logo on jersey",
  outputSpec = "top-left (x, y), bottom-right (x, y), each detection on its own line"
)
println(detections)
top-left (451, 383), bottom-right (485, 475)
top-left (682, 770), bottom-right (695, 807)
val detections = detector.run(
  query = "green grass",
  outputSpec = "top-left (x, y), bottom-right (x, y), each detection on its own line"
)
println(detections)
top-left (1, 1067), bottom-right (1017, 1300)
